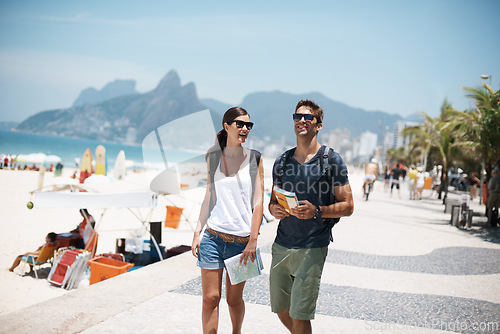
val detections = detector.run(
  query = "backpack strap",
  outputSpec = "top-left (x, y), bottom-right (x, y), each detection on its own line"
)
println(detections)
top-left (320, 145), bottom-right (338, 240)
top-left (320, 145), bottom-right (335, 207)
top-left (277, 148), bottom-right (295, 187)
top-left (206, 149), bottom-right (221, 214)
top-left (249, 149), bottom-right (261, 211)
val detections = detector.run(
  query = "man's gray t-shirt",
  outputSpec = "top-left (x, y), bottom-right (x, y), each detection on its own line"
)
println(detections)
top-left (272, 146), bottom-right (349, 249)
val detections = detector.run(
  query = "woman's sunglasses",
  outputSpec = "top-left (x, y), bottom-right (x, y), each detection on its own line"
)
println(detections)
top-left (227, 120), bottom-right (254, 130)
top-left (292, 113), bottom-right (319, 123)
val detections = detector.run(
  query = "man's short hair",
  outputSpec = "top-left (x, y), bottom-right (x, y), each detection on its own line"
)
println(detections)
top-left (295, 99), bottom-right (323, 123)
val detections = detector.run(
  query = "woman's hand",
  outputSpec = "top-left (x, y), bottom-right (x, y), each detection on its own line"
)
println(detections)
top-left (191, 231), bottom-right (201, 258)
top-left (240, 239), bottom-right (257, 266)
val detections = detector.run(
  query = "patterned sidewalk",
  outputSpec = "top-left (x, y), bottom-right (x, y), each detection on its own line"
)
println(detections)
top-left (2, 181), bottom-right (499, 334)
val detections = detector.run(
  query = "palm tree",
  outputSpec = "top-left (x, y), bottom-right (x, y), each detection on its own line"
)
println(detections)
top-left (386, 147), bottom-right (408, 166)
top-left (402, 100), bottom-right (456, 201)
top-left (445, 84), bottom-right (500, 179)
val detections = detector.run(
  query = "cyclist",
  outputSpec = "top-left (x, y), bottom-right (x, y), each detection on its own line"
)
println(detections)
top-left (363, 158), bottom-right (379, 195)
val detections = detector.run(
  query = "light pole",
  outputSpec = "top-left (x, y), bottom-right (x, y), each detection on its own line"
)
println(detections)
top-left (480, 74), bottom-right (492, 87)
top-left (478, 74), bottom-right (491, 205)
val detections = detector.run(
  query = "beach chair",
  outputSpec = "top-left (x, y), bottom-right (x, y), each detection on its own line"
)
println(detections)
top-left (47, 249), bottom-right (83, 287)
top-left (20, 243), bottom-right (59, 279)
top-left (84, 230), bottom-right (99, 257)
top-left (63, 251), bottom-right (91, 290)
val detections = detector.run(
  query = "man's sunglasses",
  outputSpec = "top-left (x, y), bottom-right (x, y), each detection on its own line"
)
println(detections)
top-left (227, 120), bottom-right (254, 130)
top-left (292, 113), bottom-right (320, 123)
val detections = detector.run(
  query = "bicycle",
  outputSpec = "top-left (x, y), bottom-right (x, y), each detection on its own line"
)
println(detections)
top-left (364, 180), bottom-right (373, 201)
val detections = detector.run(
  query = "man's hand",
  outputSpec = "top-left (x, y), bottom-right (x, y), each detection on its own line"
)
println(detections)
top-left (270, 202), bottom-right (290, 220)
top-left (290, 200), bottom-right (316, 220)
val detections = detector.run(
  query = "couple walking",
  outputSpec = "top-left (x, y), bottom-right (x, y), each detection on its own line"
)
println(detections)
top-left (191, 99), bottom-right (354, 333)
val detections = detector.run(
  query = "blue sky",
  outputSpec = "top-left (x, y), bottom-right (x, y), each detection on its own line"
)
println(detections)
top-left (0, 0), bottom-right (499, 122)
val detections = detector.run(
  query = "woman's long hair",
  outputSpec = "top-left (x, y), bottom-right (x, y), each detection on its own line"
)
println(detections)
top-left (217, 107), bottom-right (249, 149)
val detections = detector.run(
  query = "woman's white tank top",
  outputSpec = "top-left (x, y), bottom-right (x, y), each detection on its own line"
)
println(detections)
top-left (206, 154), bottom-right (253, 237)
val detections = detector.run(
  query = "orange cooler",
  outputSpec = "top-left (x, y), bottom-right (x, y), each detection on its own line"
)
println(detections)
top-left (88, 256), bottom-right (134, 285)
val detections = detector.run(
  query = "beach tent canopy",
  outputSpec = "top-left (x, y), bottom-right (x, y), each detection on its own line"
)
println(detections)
top-left (17, 153), bottom-right (62, 164)
top-left (33, 191), bottom-right (157, 209)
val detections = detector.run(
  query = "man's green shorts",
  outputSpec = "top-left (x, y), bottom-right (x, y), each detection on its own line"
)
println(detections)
top-left (269, 243), bottom-right (328, 320)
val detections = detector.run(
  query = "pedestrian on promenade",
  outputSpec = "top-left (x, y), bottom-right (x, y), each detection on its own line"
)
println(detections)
top-left (268, 99), bottom-right (354, 333)
top-left (466, 171), bottom-right (480, 200)
top-left (408, 165), bottom-right (418, 200)
top-left (416, 167), bottom-right (425, 200)
top-left (191, 107), bottom-right (264, 334)
top-left (383, 165), bottom-right (391, 191)
top-left (390, 163), bottom-right (406, 199)
top-left (487, 167), bottom-right (500, 227)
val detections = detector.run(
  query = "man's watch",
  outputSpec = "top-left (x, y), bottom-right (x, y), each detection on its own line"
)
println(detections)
top-left (313, 206), bottom-right (322, 219)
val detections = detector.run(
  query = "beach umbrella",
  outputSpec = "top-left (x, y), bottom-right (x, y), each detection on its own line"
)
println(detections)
top-left (17, 153), bottom-right (61, 164)
top-left (51, 176), bottom-right (79, 186)
top-left (83, 174), bottom-right (114, 185)
top-left (45, 155), bottom-right (62, 163)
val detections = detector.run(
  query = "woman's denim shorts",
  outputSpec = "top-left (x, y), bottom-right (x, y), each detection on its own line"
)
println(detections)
top-left (197, 230), bottom-right (247, 270)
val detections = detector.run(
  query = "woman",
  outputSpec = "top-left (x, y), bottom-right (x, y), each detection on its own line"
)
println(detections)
top-left (191, 107), bottom-right (264, 334)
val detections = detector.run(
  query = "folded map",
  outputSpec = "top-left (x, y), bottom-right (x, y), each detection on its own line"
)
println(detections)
top-left (273, 186), bottom-right (298, 213)
top-left (224, 248), bottom-right (264, 285)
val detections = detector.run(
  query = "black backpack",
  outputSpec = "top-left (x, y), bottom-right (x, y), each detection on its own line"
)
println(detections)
top-left (276, 145), bottom-right (339, 235)
top-left (206, 148), bottom-right (261, 214)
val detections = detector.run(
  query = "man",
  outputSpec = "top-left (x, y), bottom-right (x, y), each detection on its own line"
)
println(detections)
top-left (362, 158), bottom-right (379, 194)
top-left (466, 171), bottom-right (481, 200)
top-left (390, 163), bottom-right (406, 198)
top-left (269, 99), bottom-right (354, 334)
top-left (71, 209), bottom-right (96, 249)
top-left (487, 167), bottom-right (500, 227)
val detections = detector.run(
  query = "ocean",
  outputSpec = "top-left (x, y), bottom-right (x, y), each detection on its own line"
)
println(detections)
top-left (0, 130), bottom-right (201, 169)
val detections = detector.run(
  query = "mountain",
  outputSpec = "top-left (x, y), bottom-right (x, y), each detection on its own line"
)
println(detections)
top-left (217, 91), bottom-right (402, 144)
top-left (404, 112), bottom-right (425, 123)
top-left (16, 69), bottom-right (407, 148)
top-left (72, 79), bottom-right (139, 107)
top-left (16, 70), bottom-right (209, 144)
top-left (199, 98), bottom-right (232, 114)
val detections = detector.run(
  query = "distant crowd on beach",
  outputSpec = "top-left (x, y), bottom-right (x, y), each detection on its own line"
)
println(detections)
top-left (1, 154), bottom-right (18, 169)
top-left (0, 153), bottom-right (62, 172)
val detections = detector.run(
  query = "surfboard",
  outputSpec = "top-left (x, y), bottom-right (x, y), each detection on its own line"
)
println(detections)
top-left (79, 148), bottom-right (93, 183)
top-left (37, 162), bottom-right (46, 190)
top-left (95, 145), bottom-right (106, 175)
top-left (113, 150), bottom-right (126, 180)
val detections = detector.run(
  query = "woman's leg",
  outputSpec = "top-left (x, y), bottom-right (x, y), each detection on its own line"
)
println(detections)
top-left (201, 268), bottom-right (224, 334)
top-left (225, 274), bottom-right (246, 334)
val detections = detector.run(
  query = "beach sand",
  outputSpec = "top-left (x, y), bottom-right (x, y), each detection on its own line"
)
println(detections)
top-left (0, 166), bottom-right (192, 315)
top-left (0, 157), bottom-right (279, 316)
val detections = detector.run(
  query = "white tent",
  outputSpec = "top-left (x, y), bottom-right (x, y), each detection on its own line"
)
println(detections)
top-left (33, 191), bottom-right (157, 209)
top-left (31, 189), bottom-right (163, 260)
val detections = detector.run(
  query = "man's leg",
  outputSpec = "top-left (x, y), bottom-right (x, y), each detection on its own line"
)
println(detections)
top-left (270, 243), bottom-right (294, 332)
top-left (277, 310), bottom-right (294, 333)
top-left (292, 318), bottom-right (312, 334)
top-left (9, 254), bottom-right (23, 272)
